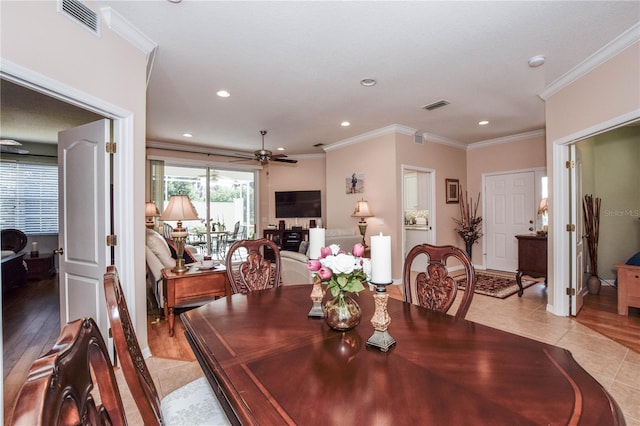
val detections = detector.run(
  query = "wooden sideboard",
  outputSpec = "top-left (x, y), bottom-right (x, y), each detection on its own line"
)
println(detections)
top-left (515, 234), bottom-right (547, 297)
top-left (614, 263), bottom-right (640, 315)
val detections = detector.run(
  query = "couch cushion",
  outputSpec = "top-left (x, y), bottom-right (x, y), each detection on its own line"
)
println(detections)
top-left (145, 229), bottom-right (175, 268)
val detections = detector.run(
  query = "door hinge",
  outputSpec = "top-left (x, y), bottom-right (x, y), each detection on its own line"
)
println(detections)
top-left (566, 224), bottom-right (575, 232)
top-left (106, 235), bottom-right (117, 246)
top-left (566, 287), bottom-right (576, 296)
top-left (106, 142), bottom-right (117, 154)
top-left (566, 160), bottom-right (575, 168)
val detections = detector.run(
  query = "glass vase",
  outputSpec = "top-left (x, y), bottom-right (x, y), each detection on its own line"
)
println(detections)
top-left (323, 292), bottom-right (362, 331)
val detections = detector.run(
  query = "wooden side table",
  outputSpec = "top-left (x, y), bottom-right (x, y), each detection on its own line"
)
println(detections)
top-left (161, 266), bottom-right (231, 336)
top-left (614, 263), bottom-right (640, 315)
top-left (515, 234), bottom-right (547, 296)
top-left (24, 253), bottom-right (55, 280)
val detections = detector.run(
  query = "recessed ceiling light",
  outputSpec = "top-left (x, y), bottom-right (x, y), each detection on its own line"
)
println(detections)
top-left (277, 147), bottom-right (285, 151)
top-left (341, 121), bottom-right (351, 127)
top-left (360, 78), bottom-right (376, 87)
top-left (216, 90), bottom-right (230, 98)
top-left (528, 55), bottom-right (545, 68)
top-left (182, 133), bottom-right (193, 138)
top-left (478, 120), bottom-right (489, 126)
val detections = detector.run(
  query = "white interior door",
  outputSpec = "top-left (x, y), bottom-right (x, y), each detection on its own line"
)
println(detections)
top-left (571, 144), bottom-right (585, 315)
top-left (58, 119), bottom-right (111, 343)
top-left (485, 171), bottom-right (535, 271)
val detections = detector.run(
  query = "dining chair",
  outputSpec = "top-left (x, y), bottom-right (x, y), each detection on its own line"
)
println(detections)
top-left (103, 265), bottom-right (230, 426)
top-left (402, 243), bottom-right (476, 319)
top-left (225, 238), bottom-right (282, 294)
top-left (11, 317), bottom-right (126, 426)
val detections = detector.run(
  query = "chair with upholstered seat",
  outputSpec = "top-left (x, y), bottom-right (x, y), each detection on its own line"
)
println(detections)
top-left (225, 238), bottom-right (281, 294)
top-left (11, 317), bottom-right (126, 426)
top-left (402, 243), bottom-right (476, 319)
top-left (103, 265), bottom-right (229, 426)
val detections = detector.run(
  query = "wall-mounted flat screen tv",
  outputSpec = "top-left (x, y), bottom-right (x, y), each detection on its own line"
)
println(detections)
top-left (275, 190), bottom-right (322, 218)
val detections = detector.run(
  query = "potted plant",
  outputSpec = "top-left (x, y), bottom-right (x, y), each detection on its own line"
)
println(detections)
top-left (452, 188), bottom-right (482, 259)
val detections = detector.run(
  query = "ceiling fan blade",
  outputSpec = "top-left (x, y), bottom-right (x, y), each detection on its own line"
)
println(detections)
top-left (272, 157), bottom-right (298, 164)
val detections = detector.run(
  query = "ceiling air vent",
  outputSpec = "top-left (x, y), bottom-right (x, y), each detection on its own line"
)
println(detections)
top-left (414, 134), bottom-right (424, 145)
top-left (58, 0), bottom-right (99, 35)
top-left (422, 100), bottom-right (450, 111)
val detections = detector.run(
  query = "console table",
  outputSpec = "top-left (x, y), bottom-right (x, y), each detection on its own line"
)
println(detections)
top-left (263, 228), bottom-right (308, 260)
top-left (515, 234), bottom-right (547, 296)
top-left (161, 266), bottom-right (231, 336)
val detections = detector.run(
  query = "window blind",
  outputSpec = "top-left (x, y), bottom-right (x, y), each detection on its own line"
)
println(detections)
top-left (0, 161), bottom-right (59, 234)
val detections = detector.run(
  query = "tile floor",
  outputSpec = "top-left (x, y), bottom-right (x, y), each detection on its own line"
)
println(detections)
top-left (129, 282), bottom-right (639, 425)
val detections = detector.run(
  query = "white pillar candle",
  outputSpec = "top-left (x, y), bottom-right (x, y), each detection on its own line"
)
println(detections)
top-left (308, 227), bottom-right (325, 260)
top-left (371, 233), bottom-right (391, 283)
top-left (31, 241), bottom-right (38, 252)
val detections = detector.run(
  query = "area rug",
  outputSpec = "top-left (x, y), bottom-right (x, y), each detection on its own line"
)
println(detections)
top-left (454, 270), bottom-right (537, 299)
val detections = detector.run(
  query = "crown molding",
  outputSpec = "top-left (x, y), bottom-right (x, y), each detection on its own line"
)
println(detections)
top-left (100, 7), bottom-right (157, 55)
top-left (468, 129), bottom-right (546, 151)
top-left (323, 124), bottom-right (416, 152)
top-left (423, 132), bottom-right (467, 150)
top-left (539, 22), bottom-right (640, 100)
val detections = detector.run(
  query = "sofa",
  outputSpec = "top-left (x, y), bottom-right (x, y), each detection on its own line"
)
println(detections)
top-left (280, 228), bottom-right (362, 285)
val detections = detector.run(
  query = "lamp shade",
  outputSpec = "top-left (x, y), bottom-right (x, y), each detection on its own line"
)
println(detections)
top-left (160, 195), bottom-right (199, 222)
top-left (352, 200), bottom-right (373, 218)
top-left (145, 202), bottom-right (160, 218)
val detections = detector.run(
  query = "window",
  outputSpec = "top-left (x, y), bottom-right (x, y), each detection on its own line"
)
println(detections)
top-left (0, 161), bottom-right (59, 234)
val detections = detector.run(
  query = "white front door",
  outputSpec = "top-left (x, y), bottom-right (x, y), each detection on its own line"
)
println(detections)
top-left (485, 171), bottom-right (536, 272)
top-left (571, 144), bottom-right (585, 315)
top-left (58, 119), bottom-right (111, 343)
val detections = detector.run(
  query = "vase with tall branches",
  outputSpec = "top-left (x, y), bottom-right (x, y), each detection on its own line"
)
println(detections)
top-left (583, 194), bottom-right (601, 294)
top-left (452, 188), bottom-right (482, 259)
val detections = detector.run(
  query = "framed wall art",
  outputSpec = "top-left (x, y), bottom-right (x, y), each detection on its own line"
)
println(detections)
top-left (346, 172), bottom-right (364, 194)
top-left (445, 178), bottom-right (459, 204)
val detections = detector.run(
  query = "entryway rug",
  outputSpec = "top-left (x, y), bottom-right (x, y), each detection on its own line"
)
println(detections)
top-left (455, 270), bottom-right (537, 299)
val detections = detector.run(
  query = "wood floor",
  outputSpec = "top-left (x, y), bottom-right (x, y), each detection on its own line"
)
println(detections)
top-left (4, 275), bottom-right (639, 424)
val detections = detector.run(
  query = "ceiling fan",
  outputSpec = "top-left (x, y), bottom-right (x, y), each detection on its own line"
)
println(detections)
top-left (251, 130), bottom-right (297, 165)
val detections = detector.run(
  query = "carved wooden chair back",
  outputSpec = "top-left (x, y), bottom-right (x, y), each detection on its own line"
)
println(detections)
top-left (11, 317), bottom-right (126, 426)
top-left (104, 265), bottom-right (163, 424)
top-left (402, 243), bottom-right (476, 319)
top-left (103, 265), bottom-right (229, 426)
top-left (226, 238), bottom-right (282, 294)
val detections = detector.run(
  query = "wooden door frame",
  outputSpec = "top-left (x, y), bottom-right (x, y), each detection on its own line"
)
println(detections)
top-left (0, 60), bottom-right (142, 351)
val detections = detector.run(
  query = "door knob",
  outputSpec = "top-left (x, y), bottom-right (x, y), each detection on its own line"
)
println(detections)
top-left (528, 227), bottom-right (534, 231)
top-left (529, 220), bottom-right (534, 224)
top-left (54, 248), bottom-right (64, 255)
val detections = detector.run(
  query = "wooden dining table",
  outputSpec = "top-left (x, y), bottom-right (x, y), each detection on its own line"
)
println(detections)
top-left (181, 285), bottom-right (625, 425)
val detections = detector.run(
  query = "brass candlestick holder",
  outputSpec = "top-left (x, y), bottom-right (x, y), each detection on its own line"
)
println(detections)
top-left (308, 276), bottom-right (325, 318)
top-left (366, 282), bottom-right (396, 352)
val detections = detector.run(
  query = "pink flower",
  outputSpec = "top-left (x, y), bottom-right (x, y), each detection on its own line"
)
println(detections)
top-left (307, 259), bottom-right (322, 272)
top-left (318, 267), bottom-right (333, 280)
top-left (320, 246), bottom-right (332, 259)
top-left (352, 243), bottom-right (365, 257)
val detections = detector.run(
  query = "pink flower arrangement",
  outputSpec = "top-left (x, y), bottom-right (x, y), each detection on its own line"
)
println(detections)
top-left (307, 243), bottom-right (371, 297)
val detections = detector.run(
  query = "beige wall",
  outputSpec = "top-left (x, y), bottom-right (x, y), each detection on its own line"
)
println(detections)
top-left (545, 42), bottom-right (640, 310)
top-left (2, 1), bottom-right (149, 347)
top-left (258, 157), bottom-right (326, 230)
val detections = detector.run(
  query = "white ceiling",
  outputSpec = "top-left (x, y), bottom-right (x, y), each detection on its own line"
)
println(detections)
top-left (2, 1), bottom-right (639, 157)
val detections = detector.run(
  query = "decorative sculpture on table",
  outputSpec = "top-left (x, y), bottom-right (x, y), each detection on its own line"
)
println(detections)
top-left (307, 243), bottom-right (370, 331)
top-left (452, 187), bottom-right (482, 259)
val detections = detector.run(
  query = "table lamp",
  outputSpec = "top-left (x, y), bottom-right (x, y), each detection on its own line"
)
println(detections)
top-left (160, 195), bottom-right (199, 272)
top-left (352, 199), bottom-right (374, 247)
top-left (145, 201), bottom-right (160, 229)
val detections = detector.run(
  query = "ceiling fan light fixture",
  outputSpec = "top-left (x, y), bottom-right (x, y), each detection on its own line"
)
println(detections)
top-left (0, 139), bottom-right (22, 146)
